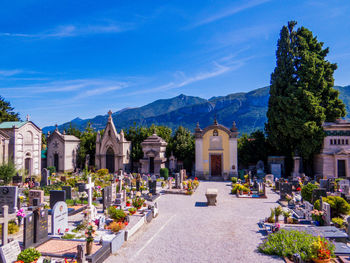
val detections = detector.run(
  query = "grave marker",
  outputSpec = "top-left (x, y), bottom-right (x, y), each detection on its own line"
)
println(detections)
top-left (50, 190), bottom-right (66, 209)
top-left (62, 186), bottom-right (72, 200)
top-left (322, 202), bottom-right (331, 226)
top-left (0, 187), bottom-right (18, 214)
top-left (29, 190), bottom-right (44, 207)
top-left (304, 201), bottom-right (314, 221)
top-left (51, 201), bottom-right (68, 235)
top-left (311, 188), bottom-right (327, 204)
top-left (40, 168), bottom-right (50, 187)
top-left (0, 240), bottom-right (21, 263)
top-left (279, 183), bottom-right (292, 200)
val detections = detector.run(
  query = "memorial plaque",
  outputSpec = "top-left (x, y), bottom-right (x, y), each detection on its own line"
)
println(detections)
top-left (12, 176), bottom-right (22, 184)
top-left (77, 183), bottom-right (86, 193)
top-left (0, 186), bottom-right (18, 214)
top-left (50, 190), bottom-right (66, 209)
top-left (0, 240), bottom-right (21, 263)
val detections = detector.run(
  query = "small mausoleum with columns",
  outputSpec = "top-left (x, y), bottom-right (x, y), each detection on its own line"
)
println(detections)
top-left (95, 110), bottom-right (131, 173)
top-left (195, 119), bottom-right (238, 180)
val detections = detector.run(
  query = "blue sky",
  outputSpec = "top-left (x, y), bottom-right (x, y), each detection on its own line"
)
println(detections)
top-left (1, 0), bottom-right (350, 128)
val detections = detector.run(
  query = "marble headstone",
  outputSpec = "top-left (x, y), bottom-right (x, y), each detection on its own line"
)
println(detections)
top-left (62, 186), bottom-right (72, 200)
top-left (29, 190), bottom-right (44, 206)
top-left (0, 186), bottom-right (18, 214)
top-left (50, 190), bottom-right (66, 209)
top-left (51, 201), bottom-right (68, 235)
top-left (0, 240), bottom-right (21, 263)
top-left (322, 202), bottom-right (331, 226)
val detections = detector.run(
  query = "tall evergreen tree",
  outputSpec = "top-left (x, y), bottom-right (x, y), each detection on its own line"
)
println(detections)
top-left (266, 21), bottom-right (345, 172)
top-left (0, 96), bottom-right (20, 122)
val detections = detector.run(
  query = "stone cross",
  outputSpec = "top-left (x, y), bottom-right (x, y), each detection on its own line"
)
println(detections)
top-left (85, 176), bottom-right (96, 221)
top-left (0, 206), bottom-right (16, 245)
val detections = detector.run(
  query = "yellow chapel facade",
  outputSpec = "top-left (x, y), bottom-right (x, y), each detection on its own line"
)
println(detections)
top-left (194, 119), bottom-right (238, 180)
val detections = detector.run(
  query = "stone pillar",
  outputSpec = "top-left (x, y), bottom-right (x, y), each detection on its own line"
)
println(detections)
top-left (195, 138), bottom-right (203, 176)
top-left (229, 137), bottom-right (238, 176)
top-left (293, 156), bottom-right (301, 177)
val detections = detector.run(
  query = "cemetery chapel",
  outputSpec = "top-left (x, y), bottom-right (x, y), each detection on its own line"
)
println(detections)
top-left (95, 110), bottom-right (131, 173)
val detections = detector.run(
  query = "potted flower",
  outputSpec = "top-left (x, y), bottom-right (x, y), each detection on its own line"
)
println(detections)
top-left (132, 197), bottom-right (145, 210)
top-left (126, 199), bottom-right (131, 207)
top-left (17, 208), bottom-right (26, 226)
top-left (85, 223), bottom-right (96, 255)
top-left (311, 210), bottom-right (324, 226)
top-left (128, 207), bottom-right (137, 215)
top-left (310, 236), bottom-right (335, 263)
top-left (273, 206), bottom-right (283, 223)
top-left (17, 247), bottom-right (41, 263)
top-left (285, 194), bottom-right (292, 202)
top-left (283, 210), bottom-right (291, 224)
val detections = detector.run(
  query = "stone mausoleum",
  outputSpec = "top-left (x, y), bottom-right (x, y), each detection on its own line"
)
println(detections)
top-left (140, 133), bottom-right (167, 175)
top-left (46, 126), bottom-right (80, 173)
top-left (95, 110), bottom-right (131, 173)
top-left (0, 118), bottom-right (42, 175)
top-left (314, 119), bottom-right (350, 179)
top-left (195, 119), bottom-right (238, 180)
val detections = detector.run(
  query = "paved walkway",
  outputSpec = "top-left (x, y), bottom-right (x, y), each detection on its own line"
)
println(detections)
top-left (106, 181), bottom-right (283, 263)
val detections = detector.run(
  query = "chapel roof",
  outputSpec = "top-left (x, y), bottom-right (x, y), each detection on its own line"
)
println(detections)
top-left (49, 128), bottom-right (80, 142)
top-left (141, 133), bottom-right (167, 145)
top-left (0, 130), bottom-right (10, 139)
top-left (0, 121), bottom-right (27, 129)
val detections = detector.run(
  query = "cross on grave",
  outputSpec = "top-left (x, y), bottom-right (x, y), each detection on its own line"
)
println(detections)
top-left (85, 176), bottom-right (96, 220)
top-left (0, 206), bottom-right (17, 246)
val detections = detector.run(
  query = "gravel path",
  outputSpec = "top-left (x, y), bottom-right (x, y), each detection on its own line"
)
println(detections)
top-left (106, 181), bottom-right (283, 263)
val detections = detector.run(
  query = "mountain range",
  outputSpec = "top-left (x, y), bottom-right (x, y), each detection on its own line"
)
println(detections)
top-left (43, 85), bottom-right (350, 135)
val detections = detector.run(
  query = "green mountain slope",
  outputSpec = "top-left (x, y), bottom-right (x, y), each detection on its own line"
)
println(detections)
top-left (43, 85), bottom-right (350, 135)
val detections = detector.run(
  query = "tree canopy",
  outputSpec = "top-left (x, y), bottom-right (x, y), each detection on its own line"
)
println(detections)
top-left (265, 21), bottom-right (345, 164)
top-left (0, 96), bottom-right (20, 123)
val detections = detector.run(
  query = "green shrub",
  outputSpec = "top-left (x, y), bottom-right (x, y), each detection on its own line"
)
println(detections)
top-left (47, 166), bottom-right (56, 174)
top-left (0, 161), bottom-right (17, 185)
top-left (332, 217), bottom-right (344, 228)
top-left (0, 220), bottom-right (19, 235)
top-left (231, 177), bottom-right (238, 184)
top-left (160, 168), bottom-right (169, 180)
top-left (314, 196), bottom-right (350, 218)
top-left (301, 183), bottom-right (318, 203)
top-left (108, 207), bottom-right (126, 222)
top-left (17, 248), bottom-right (41, 263)
top-left (258, 229), bottom-right (334, 261)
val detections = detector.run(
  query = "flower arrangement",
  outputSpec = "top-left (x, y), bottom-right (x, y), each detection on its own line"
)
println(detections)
top-left (85, 223), bottom-right (96, 243)
top-left (17, 247), bottom-right (41, 263)
top-left (285, 194), bottom-right (292, 201)
top-left (107, 221), bottom-right (126, 233)
top-left (17, 208), bottom-right (26, 219)
top-left (108, 207), bottom-right (126, 222)
top-left (311, 210), bottom-right (324, 225)
top-left (126, 199), bottom-right (131, 206)
top-left (132, 197), bottom-right (145, 209)
top-left (128, 207), bottom-right (137, 215)
top-left (310, 236), bottom-right (334, 261)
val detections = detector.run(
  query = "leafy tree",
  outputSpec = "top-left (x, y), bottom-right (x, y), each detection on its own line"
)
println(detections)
top-left (0, 96), bottom-right (20, 122)
top-left (76, 123), bottom-right (96, 168)
top-left (0, 160), bottom-right (17, 185)
top-left (301, 183), bottom-right (318, 203)
top-left (238, 130), bottom-right (270, 168)
top-left (41, 133), bottom-right (47, 150)
top-left (65, 123), bottom-right (82, 138)
top-left (168, 126), bottom-right (195, 172)
top-left (265, 21), bottom-right (345, 174)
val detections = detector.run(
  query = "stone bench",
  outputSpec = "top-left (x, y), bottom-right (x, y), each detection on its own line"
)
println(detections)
top-left (206, 188), bottom-right (218, 206)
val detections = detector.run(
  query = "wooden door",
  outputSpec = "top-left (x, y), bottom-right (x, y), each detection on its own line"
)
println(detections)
top-left (211, 155), bottom-right (222, 176)
top-left (338, 160), bottom-right (346, 178)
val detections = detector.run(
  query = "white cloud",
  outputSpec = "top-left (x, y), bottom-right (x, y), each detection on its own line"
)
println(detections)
top-left (189, 0), bottom-right (271, 28)
top-left (0, 22), bottom-right (131, 39)
top-left (0, 69), bottom-right (23, 76)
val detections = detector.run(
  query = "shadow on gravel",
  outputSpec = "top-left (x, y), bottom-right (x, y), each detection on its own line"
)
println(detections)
top-left (195, 202), bottom-right (208, 207)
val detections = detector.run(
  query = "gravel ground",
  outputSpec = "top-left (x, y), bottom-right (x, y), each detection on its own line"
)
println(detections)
top-left (105, 181), bottom-right (283, 263)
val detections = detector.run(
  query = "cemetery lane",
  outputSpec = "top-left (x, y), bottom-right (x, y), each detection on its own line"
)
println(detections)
top-left (106, 181), bottom-right (283, 263)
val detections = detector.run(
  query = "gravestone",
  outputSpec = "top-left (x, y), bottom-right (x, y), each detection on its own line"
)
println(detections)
top-left (111, 183), bottom-right (117, 202)
top-left (329, 182), bottom-right (335, 193)
top-left (0, 240), bottom-right (21, 263)
top-left (77, 183), bottom-right (86, 193)
top-left (341, 185), bottom-right (350, 195)
top-left (23, 213), bottom-right (35, 248)
top-left (347, 217), bottom-right (350, 238)
top-left (29, 190), bottom-right (44, 206)
top-left (0, 186), bottom-right (18, 214)
top-left (175, 173), bottom-right (181, 189)
top-left (148, 181), bottom-right (157, 195)
top-left (98, 216), bottom-right (106, 230)
top-left (36, 209), bottom-right (49, 243)
top-left (275, 181), bottom-right (280, 191)
top-left (322, 202), bottom-right (331, 226)
top-left (12, 175), bottom-right (22, 184)
top-left (102, 186), bottom-right (112, 211)
top-left (280, 183), bottom-right (292, 200)
top-left (40, 168), bottom-right (50, 186)
top-left (62, 186), bottom-right (72, 200)
top-left (50, 190), bottom-right (66, 209)
top-left (304, 201), bottom-right (314, 221)
top-left (319, 179), bottom-right (328, 190)
top-left (270, 163), bottom-right (282, 178)
top-left (51, 201), bottom-right (68, 235)
top-left (311, 188), bottom-right (327, 204)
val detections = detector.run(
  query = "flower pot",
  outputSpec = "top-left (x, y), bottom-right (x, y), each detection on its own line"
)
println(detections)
top-left (312, 258), bottom-right (331, 263)
top-left (86, 241), bottom-right (93, 255)
top-left (126, 203), bottom-right (130, 207)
